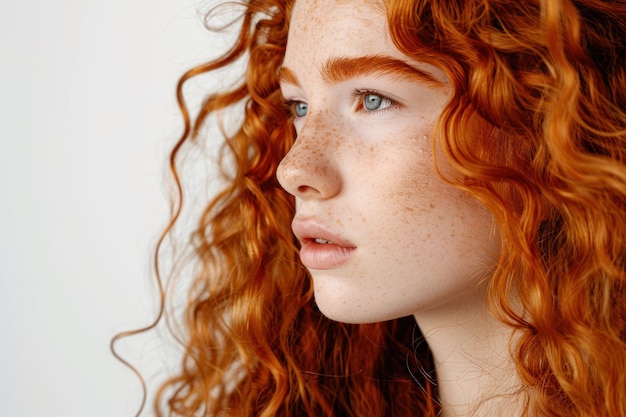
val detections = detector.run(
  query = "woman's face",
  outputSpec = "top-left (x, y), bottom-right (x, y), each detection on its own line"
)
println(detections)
top-left (277, 0), bottom-right (500, 323)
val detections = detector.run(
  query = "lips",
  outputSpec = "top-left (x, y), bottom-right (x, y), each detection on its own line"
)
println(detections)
top-left (292, 218), bottom-right (356, 270)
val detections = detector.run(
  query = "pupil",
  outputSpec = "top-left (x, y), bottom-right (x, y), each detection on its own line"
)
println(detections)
top-left (364, 94), bottom-right (382, 110)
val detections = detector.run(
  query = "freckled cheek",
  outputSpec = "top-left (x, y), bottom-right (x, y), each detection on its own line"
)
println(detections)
top-left (376, 152), bottom-right (440, 215)
top-left (369, 145), bottom-right (483, 249)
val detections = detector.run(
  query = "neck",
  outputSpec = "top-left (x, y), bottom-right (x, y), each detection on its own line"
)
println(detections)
top-left (414, 288), bottom-right (522, 417)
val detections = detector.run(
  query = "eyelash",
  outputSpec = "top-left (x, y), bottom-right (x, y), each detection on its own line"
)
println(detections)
top-left (285, 100), bottom-right (307, 120)
top-left (352, 89), bottom-right (399, 114)
top-left (283, 89), bottom-right (399, 120)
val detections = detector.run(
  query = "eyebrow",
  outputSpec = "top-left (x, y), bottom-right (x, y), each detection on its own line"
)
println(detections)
top-left (279, 55), bottom-right (444, 88)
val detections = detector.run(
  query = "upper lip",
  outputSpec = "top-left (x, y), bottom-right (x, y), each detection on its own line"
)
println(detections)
top-left (292, 217), bottom-right (356, 248)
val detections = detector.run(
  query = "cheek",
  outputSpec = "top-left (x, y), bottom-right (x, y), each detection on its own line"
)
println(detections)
top-left (366, 129), bottom-right (440, 215)
top-left (367, 129), bottom-right (495, 255)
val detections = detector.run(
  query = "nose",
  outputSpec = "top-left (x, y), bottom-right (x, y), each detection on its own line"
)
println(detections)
top-left (276, 118), bottom-right (342, 200)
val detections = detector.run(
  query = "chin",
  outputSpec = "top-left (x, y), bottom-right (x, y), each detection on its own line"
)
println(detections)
top-left (314, 294), bottom-right (407, 324)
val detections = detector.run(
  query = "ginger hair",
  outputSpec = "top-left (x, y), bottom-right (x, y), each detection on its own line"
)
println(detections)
top-left (385, 0), bottom-right (626, 415)
top-left (153, 1), bottom-right (435, 416)
top-left (148, 0), bottom-right (626, 416)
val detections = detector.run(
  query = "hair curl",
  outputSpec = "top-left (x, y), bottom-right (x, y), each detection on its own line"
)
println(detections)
top-left (151, 0), bottom-right (626, 416)
top-left (387, 0), bottom-right (626, 415)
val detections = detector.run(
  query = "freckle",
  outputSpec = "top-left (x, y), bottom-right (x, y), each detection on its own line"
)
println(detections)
top-left (429, 203), bottom-right (435, 209)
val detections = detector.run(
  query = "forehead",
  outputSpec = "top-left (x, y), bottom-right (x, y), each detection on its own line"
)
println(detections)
top-left (285, 0), bottom-right (398, 66)
top-left (290, 0), bottom-right (383, 21)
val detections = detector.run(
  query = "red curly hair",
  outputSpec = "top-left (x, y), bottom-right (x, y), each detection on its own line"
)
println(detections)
top-left (140, 0), bottom-right (626, 416)
top-left (386, 1), bottom-right (626, 415)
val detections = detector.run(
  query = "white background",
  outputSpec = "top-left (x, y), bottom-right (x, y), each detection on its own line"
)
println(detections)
top-left (0, 1), bottom-right (226, 415)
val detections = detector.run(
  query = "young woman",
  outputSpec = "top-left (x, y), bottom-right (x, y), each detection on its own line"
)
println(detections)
top-left (145, 0), bottom-right (626, 416)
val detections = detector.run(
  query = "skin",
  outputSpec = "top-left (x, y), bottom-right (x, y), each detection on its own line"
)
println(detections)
top-left (277, 0), bottom-right (499, 324)
top-left (277, 1), bottom-right (522, 415)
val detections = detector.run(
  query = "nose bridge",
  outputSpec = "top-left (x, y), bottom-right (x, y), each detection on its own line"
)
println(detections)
top-left (276, 110), bottom-right (342, 199)
top-left (297, 109), bottom-right (337, 155)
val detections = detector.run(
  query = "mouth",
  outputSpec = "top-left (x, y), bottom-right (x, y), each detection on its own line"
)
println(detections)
top-left (314, 238), bottom-right (333, 244)
top-left (292, 219), bottom-right (356, 270)
top-left (292, 219), bottom-right (355, 247)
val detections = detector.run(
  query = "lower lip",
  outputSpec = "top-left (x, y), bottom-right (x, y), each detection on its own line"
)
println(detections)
top-left (299, 241), bottom-right (356, 270)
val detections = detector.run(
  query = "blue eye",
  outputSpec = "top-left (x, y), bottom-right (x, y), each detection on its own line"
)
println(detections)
top-left (356, 91), bottom-right (395, 112)
top-left (363, 94), bottom-right (383, 110)
top-left (294, 101), bottom-right (308, 117)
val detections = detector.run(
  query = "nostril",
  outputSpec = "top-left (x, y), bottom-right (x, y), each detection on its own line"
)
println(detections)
top-left (297, 185), bottom-right (312, 194)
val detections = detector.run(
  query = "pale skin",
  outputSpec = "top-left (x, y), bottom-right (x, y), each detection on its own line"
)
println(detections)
top-left (277, 0), bottom-right (522, 416)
